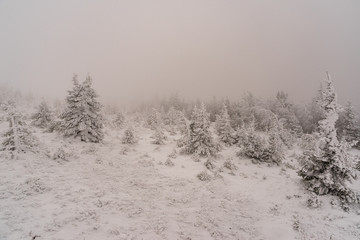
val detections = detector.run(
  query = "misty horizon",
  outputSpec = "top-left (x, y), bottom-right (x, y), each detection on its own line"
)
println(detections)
top-left (1, 0), bottom-right (359, 106)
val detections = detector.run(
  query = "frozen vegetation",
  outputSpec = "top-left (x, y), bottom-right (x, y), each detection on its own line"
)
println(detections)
top-left (0, 74), bottom-right (360, 240)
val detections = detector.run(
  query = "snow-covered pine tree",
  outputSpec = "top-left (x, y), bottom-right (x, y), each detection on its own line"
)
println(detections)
top-left (236, 118), bottom-right (269, 162)
top-left (164, 107), bottom-right (178, 126)
top-left (114, 112), bottom-right (126, 129)
top-left (122, 126), bottom-right (138, 144)
top-left (1, 109), bottom-right (38, 156)
top-left (263, 130), bottom-right (284, 164)
top-left (146, 108), bottom-right (162, 130)
top-left (60, 75), bottom-right (104, 143)
top-left (31, 100), bottom-right (53, 128)
top-left (270, 91), bottom-right (303, 136)
top-left (151, 126), bottom-right (167, 145)
top-left (181, 103), bottom-right (219, 157)
top-left (176, 111), bottom-right (189, 134)
top-left (338, 102), bottom-right (359, 147)
top-left (215, 103), bottom-right (234, 146)
top-left (298, 73), bottom-right (358, 208)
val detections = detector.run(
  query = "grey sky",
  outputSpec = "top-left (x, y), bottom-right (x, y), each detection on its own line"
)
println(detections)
top-left (0, 0), bottom-right (359, 106)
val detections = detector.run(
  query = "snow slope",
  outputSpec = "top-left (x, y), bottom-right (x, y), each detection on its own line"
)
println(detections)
top-left (0, 126), bottom-right (359, 240)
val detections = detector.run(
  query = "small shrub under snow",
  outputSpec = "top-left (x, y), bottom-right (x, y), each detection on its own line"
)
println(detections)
top-left (223, 158), bottom-right (238, 171)
top-left (52, 147), bottom-right (70, 162)
top-left (168, 149), bottom-right (178, 159)
top-left (307, 193), bottom-right (322, 209)
top-left (204, 159), bottom-right (215, 170)
top-left (164, 158), bottom-right (174, 167)
top-left (197, 170), bottom-right (212, 181)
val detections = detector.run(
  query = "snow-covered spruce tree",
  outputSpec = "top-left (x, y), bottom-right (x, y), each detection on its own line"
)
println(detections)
top-left (122, 126), bottom-right (138, 144)
top-left (1, 109), bottom-right (38, 156)
top-left (60, 75), bottom-right (104, 143)
top-left (177, 112), bottom-right (191, 148)
top-left (263, 130), bottom-right (284, 164)
top-left (176, 111), bottom-right (189, 135)
top-left (269, 91), bottom-right (303, 136)
top-left (298, 73), bottom-right (358, 208)
top-left (31, 100), bottom-right (53, 128)
top-left (215, 103), bottom-right (235, 146)
top-left (151, 126), bottom-right (167, 145)
top-left (163, 107), bottom-right (178, 126)
top-left (114, 112), bottom-right (126, 129)
top-left (146, 108), bottom-right (162, 130)
top-left (181, 103), bottom-right (220, 157)
top-left (338, 102), bottom-right (359, 148)
top-left (236, 119), bottom-right (268, 162)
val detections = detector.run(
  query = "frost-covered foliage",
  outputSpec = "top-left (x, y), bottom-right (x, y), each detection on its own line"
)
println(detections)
top-left (146, 108), bottom-right (162, 130)
top-left (223, 158), bottom-right (238, 171)
top-left (298, 74), bottom-right (359, 209)
top-left (204, 158), bottom-right (215, 170)
top-left (215, 103), bottom-right (235, 146)
top-left (113, 112), bottom-right (126, 129)
top-left (264, 130), bottom-right (285, 164)
top-left (237, 120), bottom-right (284, 164)
top-left (180, 103), bottom-right (220, 157)
top-left (52, 147), bottom-right (70, 162)
top-left (1, 110), bottom-right (38, 155)
top-left (299, 134), bottom-right (318, 153)
top-left (276, 119), bottom-right (297, 149)
top-left (163, 107), bottom-right (178, 126)
top-left (122, 126), bottom-right (138, 144)
top-left (238, 130), bottom-right (266, 160)
top-left (176, 111), bottom-right (189, 135)
top-left (237, 123), bottom-right (268, 162)
top-left (47, 119), bottom-right (62, 133)
top-left (296, 85), bottom-right (325, 134)
top-left (60, 75), bottom-right (104, 143)
top-left (337, 102), bottom-right (359, 148)
top-left (197, 170), bottom-right (212, 181)
top-left (164, 158), bottom-right (174, 167)
top-left (307, 193), bottom-right (322, 208)
top-left (269, 91), bottom-right (303, 136)
top-left (151, 127), bottom-right (167, 145)
top-left (31, 100), bottom-right (53, 128)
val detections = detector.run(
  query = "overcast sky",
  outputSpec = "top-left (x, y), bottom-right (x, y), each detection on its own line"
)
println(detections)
top-left (0, 0), bottom-right (359, 106)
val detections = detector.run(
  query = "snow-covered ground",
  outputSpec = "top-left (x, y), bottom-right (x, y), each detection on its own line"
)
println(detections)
top-left (1, 125), bottom-right (360, 240)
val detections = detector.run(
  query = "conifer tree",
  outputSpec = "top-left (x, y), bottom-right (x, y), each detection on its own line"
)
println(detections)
top-left (181, 103), bottom-right (219, 157)
top-left (122, 126), bottom-right (138, 144)
top-left (263, 130), bottom-right (284, 164)
top-left (60, 75), bottom-right (104, 143)
top-left (164, 107), bottom-right (178, 126)
top-left (151, 126), bottom-right (167, 145)
top-left (1, 109), bottom-right (38, 156)
top-left (114, 112), bottom-right (126, 129)
top-left (147, 108), bottom-right (162, 130)
top-left (215, 103), bottom-right (234, 146)
top-left (31, 100), bottom-right (53, 128)
top-left (177, 111), bottom-right (189, 135)
top-left (298, 73), bottom-right (358, 208)
top-left (338, 102), bottom-right (359, 147)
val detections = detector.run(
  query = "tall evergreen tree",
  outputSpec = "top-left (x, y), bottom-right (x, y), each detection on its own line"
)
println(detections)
top-left (298, 73), bottom-right (358, 208)
top-left (60, 75), bottom-right (104, 143)
top-left (338, 102), bottom-right (359, 147)
top-left (2, 109), bottom-right (38, 156)
top-left (146, 108), bottom-right (162, 130)
top-left (31, 100), bottom-right (53, 128)
top-left (181, 103), bottom-right (219, 157)
top-left (270, 91), bottom-right (303, 136)
top-left (215, 103), bottom-right (234, 146)
top-left (114, 112), bottom-right (126, 129)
